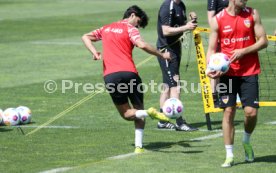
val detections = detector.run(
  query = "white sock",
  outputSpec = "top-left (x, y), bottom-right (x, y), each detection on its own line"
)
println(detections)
top-left (135, 129), bottom-right (143, 148)
top-left (243, 131), bottom-right (251, 144)
top-left (225, 145), bottom-right (234, 158)
top-left (135, 110), bottom-right (148, 119)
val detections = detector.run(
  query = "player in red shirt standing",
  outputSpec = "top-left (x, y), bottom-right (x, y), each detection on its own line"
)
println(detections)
top-left (206, 0), bottom-right (268, 167)
top-left (82, 5), bottom-right (171, 154)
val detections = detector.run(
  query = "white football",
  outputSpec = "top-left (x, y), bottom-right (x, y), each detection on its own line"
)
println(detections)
top-left (3, 108), bottom-right (20, 126)
top-left (162, 98), bottom-right (183, 119)
top-left (16, 106), bottom-right (32, 124)
top-left (208, 53), bottom-right (230, 72)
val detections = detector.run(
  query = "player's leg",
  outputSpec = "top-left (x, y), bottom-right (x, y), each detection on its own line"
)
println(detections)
top-left (105, 72), bottom-right (166, 153)
top-left (158, 83), bottom-right (176, 129)
top-left (168, 47), bottom-right (198, 131)
top-left (114, 103), bottom-right (145, 153)
top-left (105, 72), bottom-right (168, 121)
top-left (243, 107), bottom-right (257, 134)
top-left (243, 106), bottom-right (257, 162)
top-left (221, 106), bottom-right (236, 167)
top-left (132, 102), bottom-right (146, 153)
top-left (157, 49), bottom-right (177, 129)
top-left (240, 75), bottom-right (259, 162)
top-left (128, 75), bottom-right (146, 153)
top-left (211, 78), bottom-right (220, 107)
top-left (170, 85), bottom-right (197, 131)
top-left (219, 76), bottom-right (238, 167)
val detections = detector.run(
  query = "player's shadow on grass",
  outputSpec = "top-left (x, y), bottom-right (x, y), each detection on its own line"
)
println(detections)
top-left (0, 127), bottom-right (13, 132)
top-left (236, 155), bottom-right (276, 165)
top-left (143, 140), bottom-right (205, 154)
top-left (190, 120), bottom-right (243, 130)
top-left (255, 155), bottom-right (276, 163)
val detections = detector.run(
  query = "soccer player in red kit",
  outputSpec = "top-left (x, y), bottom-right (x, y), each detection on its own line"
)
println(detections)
top-left (206, 0), bottom-right (268, 167)
top-left (82, 5), bottom-right (171, 153)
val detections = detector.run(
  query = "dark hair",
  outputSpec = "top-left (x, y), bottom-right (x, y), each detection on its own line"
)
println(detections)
top-left (123, 5), bottom-right (149, 28)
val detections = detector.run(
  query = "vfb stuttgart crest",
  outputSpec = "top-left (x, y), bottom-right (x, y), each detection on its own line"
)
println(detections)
top-left (244, 19), bottom-right (251, 28)
top-left (221, 95), bottom-right (229, 104)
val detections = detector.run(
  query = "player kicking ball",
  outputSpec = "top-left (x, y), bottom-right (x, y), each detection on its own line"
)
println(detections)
top-left (82, 5), bottom-right (172, 153)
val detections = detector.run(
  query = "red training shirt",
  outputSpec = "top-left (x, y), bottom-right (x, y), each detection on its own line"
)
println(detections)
top-left (216, 7), bottom-right (260, 76)
top-left (90, 19), bottom-right (141, 76)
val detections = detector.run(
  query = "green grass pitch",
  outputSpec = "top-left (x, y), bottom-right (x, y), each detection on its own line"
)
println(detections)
top-left (0, 0), bottom-right (276, 173)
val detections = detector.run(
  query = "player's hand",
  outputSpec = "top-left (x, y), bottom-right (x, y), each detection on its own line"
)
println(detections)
top-left (186, 20), bottom-right (197, 31)
top-left (189, 12), bottom-right (197, 24)
top-left (230, 49), bottom-right (245, 62)
top-left (93, 52), bottom-right (102, 60)
top-left (162, 51), bottom-right (171, 60)
top-left (206, 68), bottom-right (224, 79)
top-left (189, 12), bottom-right (197, 20)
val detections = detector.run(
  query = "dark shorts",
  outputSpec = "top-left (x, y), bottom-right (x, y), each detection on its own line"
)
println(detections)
top-left (218, 75), bottom-right (259, 108)
top-left (104, 71), bottom-right (144, 106)
top-left (157, 45), bottom-right (181, 88)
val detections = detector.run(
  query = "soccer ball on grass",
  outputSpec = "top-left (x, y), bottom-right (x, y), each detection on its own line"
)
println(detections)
top-left (2, 108), bottom-right (20, 126)
top-left (16, 106), bottom-right (32, 124)
top-left (162, 98), bottom-right (184, 119)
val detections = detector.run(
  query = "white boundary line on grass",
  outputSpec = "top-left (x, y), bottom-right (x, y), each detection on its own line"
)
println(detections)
top-left (108, 129), bottom-right (243, 160)
top-left (39, 129), bottom-right (245, 172)
top-left (38, 122), bottom-right (274, 172)
top-left (189, 132), bottom-right (223, 141)
top-left (108, 152), bottom-right (138, 160)
top-left (265, 121), bottom-right (276, 125)
top-left (108, 130), bottom-right (224, 160)
top-left (17, 125), bottom-right (79, 129)
top-left (39, 167), bottom-right (73, 173)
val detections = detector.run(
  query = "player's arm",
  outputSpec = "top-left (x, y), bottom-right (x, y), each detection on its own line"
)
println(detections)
top-left (159, 3), bottom-right (197, 36)
top-left (128, 24), bottom-right (171, 60)
top-left (206, 17), bottom-right (223, 79)
top-left (230, 9), bottom-right (268, 62)
top-left (206, 17), bottom-right (218, 63)
top-left (81, 30), bottom-right (102, 60)
top-left (135, 39), bottom-right (171, 60)
top-left (162, 21), bottom-right (197, 36)
top-left (207, 10), bottom-right (215, 26)
top-left (207, 0), bottom-right (216, 26)
top-left (246, 9), bottom-right (268, 53)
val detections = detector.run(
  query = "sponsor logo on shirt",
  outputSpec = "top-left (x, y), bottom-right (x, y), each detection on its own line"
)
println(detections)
top-left (223, 25), bottom-right (233, 33)
top-left (104, 27), bottom-right (110, 32)
top-left (104, 27), bottom-right (123, 34)
top-left (223, 36), bottom-right (250, 45)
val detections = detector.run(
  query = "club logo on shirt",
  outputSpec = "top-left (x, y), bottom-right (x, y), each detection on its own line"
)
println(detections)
top-left (244, 19), bottom-right (251, 28)
top-left (222, 95), bottom-right (229, 104)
